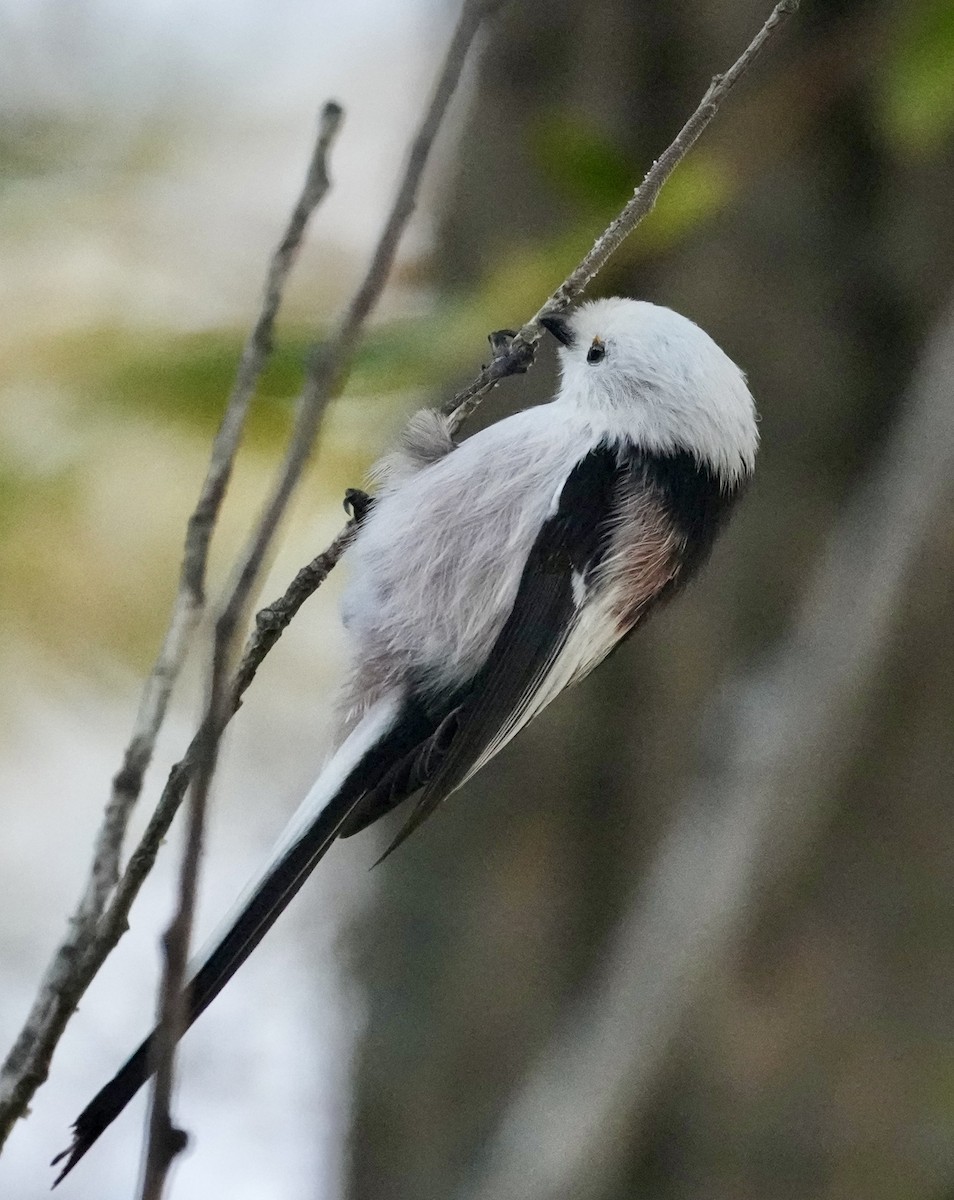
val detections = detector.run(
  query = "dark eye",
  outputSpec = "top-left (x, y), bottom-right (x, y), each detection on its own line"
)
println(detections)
top-left (586, 339), bottom-right (606, 364)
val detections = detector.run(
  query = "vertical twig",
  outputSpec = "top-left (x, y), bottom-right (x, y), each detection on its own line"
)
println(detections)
top-left (138, 4), bottom-right (501, 1196)
top-left (0, 103), bottom-right (344, 1150)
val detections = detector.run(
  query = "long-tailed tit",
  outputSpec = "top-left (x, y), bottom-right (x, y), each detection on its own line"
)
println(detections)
top-left (54, 297), bottom-right (758, 1180)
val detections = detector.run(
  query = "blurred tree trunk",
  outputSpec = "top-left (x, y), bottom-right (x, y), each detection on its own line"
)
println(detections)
top-left (342, 2), bottom-right (954, 1198)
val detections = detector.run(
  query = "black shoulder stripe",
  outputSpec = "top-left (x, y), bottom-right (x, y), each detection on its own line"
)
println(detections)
top-left (543, 440), bottom-right (626, 575)
top-left (632, 448), bottom-right (745, 586)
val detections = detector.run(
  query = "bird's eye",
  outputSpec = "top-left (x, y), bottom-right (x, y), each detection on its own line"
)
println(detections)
top-left (586, 339), bottom-right (606, 364)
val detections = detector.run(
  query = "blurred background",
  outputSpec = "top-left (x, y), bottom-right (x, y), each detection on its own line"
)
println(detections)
top-left (2, 1), bottom-right (954, 1198)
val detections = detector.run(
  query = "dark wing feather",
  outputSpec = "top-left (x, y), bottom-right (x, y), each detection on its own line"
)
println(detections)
top-left (375, 443), bottom-right (629, 861)
top-left (336, 706), bottom-right (462, 836)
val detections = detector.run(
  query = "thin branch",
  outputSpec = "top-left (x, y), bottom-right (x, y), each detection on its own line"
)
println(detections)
top-left (133, 531), bottom-right (358, 1200)
top-left (22, 521), bottom-right (360, 1139)
top-left (442, 0), bottom-right (800, 432)
top-left (114, 522), bottom-right (359, 942)
top-left (458, 299), bottom-right (954, 1200)
top-left (0, 102), bottom-right (344, 1151)
top-left (139, 2), bottom-right (500, 1193)
top-left (122, 98), bottom-right (346, 902)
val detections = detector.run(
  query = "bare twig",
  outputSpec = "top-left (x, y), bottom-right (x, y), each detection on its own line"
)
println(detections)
top-left (134, 531), bottom-right (359, 1200)
top-left (139, 3), bottom-right (500, 1194)
top-left (458, 300), bottom-right (954, 1200)
top-left (0, 103), bottom-right (344, 1150)
top-left (442, 0), bottom-right (799, 432)
top-left (28, 520), bottom-right (359, 1120)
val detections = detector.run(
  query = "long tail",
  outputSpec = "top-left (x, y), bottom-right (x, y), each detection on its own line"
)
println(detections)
top-left (53, 696), bottom-right (402, 1185)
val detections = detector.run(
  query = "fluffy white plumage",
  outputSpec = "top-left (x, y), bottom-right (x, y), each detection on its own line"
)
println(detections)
top-left (556, 299), bottom-right (757, 481)
top-left (340, 298), bottom-right (756, 713)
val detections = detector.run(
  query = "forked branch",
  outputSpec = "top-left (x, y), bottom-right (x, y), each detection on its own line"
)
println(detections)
top-left (139, 2), bottom-right (502, 1194)
top-left (0, 100), bottom-right (344, 1150)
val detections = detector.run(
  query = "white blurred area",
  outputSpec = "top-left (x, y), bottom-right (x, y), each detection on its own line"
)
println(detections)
top-left (0, 0), bottom-right (447, 1196)
top-left (0, 0), bottom-right (447, 336)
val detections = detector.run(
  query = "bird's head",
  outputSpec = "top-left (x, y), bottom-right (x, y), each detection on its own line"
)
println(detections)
top-left (541, 297), bottom-right (758, 485)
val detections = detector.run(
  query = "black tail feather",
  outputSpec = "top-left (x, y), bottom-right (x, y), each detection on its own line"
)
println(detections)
top-left (51, 1037), bottom-right (153, 1185)
top-left (51, 776), bottom-right (364, 1186)
top-left (52, 693), bottom-right (457, 1185)
top-left (51, 798), bottom-right (346, 1185)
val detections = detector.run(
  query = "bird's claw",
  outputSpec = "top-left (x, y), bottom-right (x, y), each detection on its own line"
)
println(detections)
top-left (344, 488), bottom-right (373, 524)
top-left (488, 328), bottom-right (518, 357)
top-left (485, 328), bottom-right (533, 375)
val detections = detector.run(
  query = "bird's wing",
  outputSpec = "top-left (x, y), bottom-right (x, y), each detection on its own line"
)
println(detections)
top-left (375, 440), bottom-right (683, 860)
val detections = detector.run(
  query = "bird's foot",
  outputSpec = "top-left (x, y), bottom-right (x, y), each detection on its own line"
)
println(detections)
top-left (344, 488), bottom-right (373, 524)
top-left (485, 328), bottom-right (534, 375)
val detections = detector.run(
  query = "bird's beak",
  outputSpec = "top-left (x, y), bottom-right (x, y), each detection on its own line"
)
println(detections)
top-left (539, 312), bottom-right (575, 347)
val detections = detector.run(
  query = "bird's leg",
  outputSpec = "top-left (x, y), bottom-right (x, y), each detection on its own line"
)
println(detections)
top-left (484, 328), bottom-right (536, 377)
top-left (487, 328), bottom-right (517, 357)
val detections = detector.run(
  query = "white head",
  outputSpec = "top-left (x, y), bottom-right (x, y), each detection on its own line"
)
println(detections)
top-left (542, 298), bottom-right (758, 484)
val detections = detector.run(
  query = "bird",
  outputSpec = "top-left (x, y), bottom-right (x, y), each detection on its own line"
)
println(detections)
top-left (53, 297), bottom-right (758, 1182)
